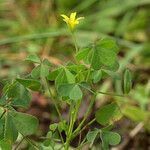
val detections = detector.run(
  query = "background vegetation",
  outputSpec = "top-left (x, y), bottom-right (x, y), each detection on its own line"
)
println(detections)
top-left (0, 0), bottom-right (150, 149)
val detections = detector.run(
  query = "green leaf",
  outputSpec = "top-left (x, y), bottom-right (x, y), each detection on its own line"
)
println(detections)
top-left (47, 68), bottom-right (62, 81)
top-left (58, 121), bottom-right (67, 132)
top-left (58, 84), bottom-right (74, 97)
top-left (104, 61), bottom-right (119, 71)
top-left (107, 132), bottom-right (121, 146)
top-left (0, 140), bottom-right (12, 150)
top-left (79, 82), bottom-right (91, 91)
top-left (91, 38), bottom-right (119, 70)
top-left (0, 119), bottom-right (4, 140)
top-left (58, 84), bottom-right (83, 101)
top-left (42, 58), bottom-right (51, 66)
top-left (101, 131), bottom-right (121, 146)
top-left (25, 54), bottom-right (41, 64)
top-left (49, 123), bottom-right (58, 132)
top-left (55, 68), bottom-right (75, 88)
top-left (31, 65), bottom-right (41, 78)
top-left (96, 103), bottom-right (122, 126)
top-left (75, 47), bottom-right (91, 62)
top-left (122, 105), bottom-right (148, 122)
top-left (0, 96), bottom-right (7, 106)
top-left (4, 113), bottom-right (18, 143)
top-left (16, 78), bottom-right (41, 91)
top-left (91, 70), bottom-right (102, 83)
top-left (0, 107), bottom-right (4, 116)
top-left (69, 84), bottom-right (83, 101)
top-left (40, 63), bottom-right (50, 77)
top-left (40, 59), bottom-right (51, 77)
top-left (6, 82), bottom-right (32, 108)
top-left (31, 60), bottom-right (51, 78)
top-left (101, 131), bottom-right (121, 149)
top-left (11, 111), bottom-right (39, 136)
top-left (67, 64), bottom-right (85, 73)
top-left (123, 69), bottom-right (132, 94)
top-left (102, 69), bottom-right (120, 80)
top-left (132, 84), bottom-right (149, 109)
top-left (86, 130), bottom-right (99, 146)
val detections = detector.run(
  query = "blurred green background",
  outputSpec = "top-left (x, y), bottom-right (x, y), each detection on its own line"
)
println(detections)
top-left (0, 0), bottom-right (150, 149)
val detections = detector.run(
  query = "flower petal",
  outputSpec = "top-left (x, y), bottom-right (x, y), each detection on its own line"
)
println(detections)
top-left (70, 12), bottom-right (76, 21)
top-left (76, 17), bottom-right (84, 21)
top-left (74, 20), bottom-right (79, 25)
top-left (61, 14), bottom-right (69, 20)
top-left (61, 14), bottom-right (69, 23)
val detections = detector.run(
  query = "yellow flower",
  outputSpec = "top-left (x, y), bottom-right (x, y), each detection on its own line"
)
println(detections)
top-left (61, 12), bottom-right (84, 32)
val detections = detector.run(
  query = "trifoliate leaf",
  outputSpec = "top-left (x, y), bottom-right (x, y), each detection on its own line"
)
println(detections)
top-left (69, 84), bottom-right (83, 101)
top-left (91, 38), bottom-right (119, 70)
top-left (96, 103), bottom-right (122, 126)
top-left (25, 54), bottom-right (41, 64)
top-left (16, 78), bottom-right (41, 91)
top-left (11, 111), bottom-right (39, 136)
top-left (86, 130), bottom-right (99, 146)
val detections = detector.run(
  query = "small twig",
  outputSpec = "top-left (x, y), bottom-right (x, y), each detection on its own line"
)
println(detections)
top-left (97, 91), bottom-right (125, 97)
top-left (129, 122), bottom-right (144, 138)
top-left (79, 118), bottom-right (96, 135)
top-left (79, 83), bottom-right (125, 97)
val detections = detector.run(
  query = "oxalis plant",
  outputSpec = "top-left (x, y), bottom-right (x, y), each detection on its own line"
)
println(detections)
top-left (0, 12), bottom-right (132, 150)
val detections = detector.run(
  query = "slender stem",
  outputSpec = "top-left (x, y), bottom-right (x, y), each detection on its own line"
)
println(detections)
top-left (67, 104), bottom-right (74, 137)
top-left (79, 83), bottom-right (125, 97)
top-left (77, 141), bottom-right (89, 150)
top-left (79, 118), bottom-right (96, 135)
top-left (76, 118), bottom-right (95, 150)
top-left (97, 91), bottom-right (125, 97)
top-left (42, 77), bottom-right (65, 146)
top-left (65, 100), bottom-right (81, 150)
top-left (42, 77), bottom-right (63, 121)
top-left (4, 111), bottom-right (8, 138)
top-left (71, 32), bottom-right (78, 53)
top-left (78, 131), bottom-right (82, 148)
top-left (72, 95), bottom-right (96, 140)
top-left (65, 104), bottom-right (74, 150)
top-left (58, 130), bottom-right (65, 146)
top-left (86, 67), bottom-right (91, 82)
top-left (24, 137), bottom-right (39, 150)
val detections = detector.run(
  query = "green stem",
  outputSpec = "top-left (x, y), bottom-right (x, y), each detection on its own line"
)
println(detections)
top-left (75, 118), bottom-right (96, 150)
top-left (65, 100), bottom-right (81, 150)
top-left (78, 118), bottom-right (96, 136)
top-left (97, 91), bottom-right (125, 97)
top-left (79, 83), bottom-right (125, 97)
top-left (86, 66), bottom-right (91, 82)
top-left (25, 137), bottom-right (39, 150)
top-left (42, 77), bottom-right (63, 121)
top-left (77, 141), bottom-right (89, 150)
top-left (42, 77), bottom-right (65, 146)
top-left (58, 130), bottom-right (65, 146)
top-left (72, 95), bottom-right (96, 140)
top-left (71, 32), bottom-right (78, 53)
